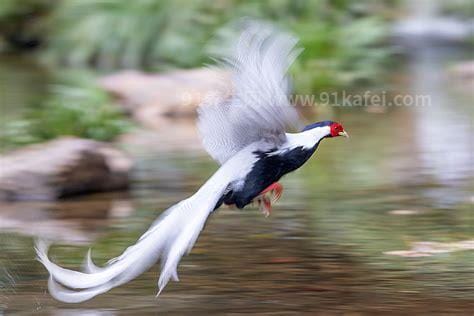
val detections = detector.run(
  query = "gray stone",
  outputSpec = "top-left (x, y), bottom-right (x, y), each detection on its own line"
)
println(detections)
top-left (0, 137), bottom-right (132, 201)
top-left (98, 68), bottom-right (231, 129)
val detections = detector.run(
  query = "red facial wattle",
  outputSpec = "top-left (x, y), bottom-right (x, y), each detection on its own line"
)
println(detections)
top-left (329, 123), bottom-right (344, 137)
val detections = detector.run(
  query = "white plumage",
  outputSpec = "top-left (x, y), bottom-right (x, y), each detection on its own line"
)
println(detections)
top-left (35, 21), bottom-right (311, 303)
top-left (198, 21), bottom-right (302, 164)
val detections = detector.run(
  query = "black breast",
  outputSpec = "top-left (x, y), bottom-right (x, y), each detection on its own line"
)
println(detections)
top-left (222, 145), bottom-right (319, 209)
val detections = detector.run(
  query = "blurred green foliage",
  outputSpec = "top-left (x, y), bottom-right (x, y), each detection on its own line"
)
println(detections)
top-left (0, 0), bottom-right (398, 88)
top-left (44, 0), bottom-right (211, 69)
top-left (42, 0), bottom-right (396, 86)
top-left (0, 71), bottom-right (131, 151)
top-left (292, 17), bottom-right (391, 93)
top-left (0, 0), bottom-right (400, 149)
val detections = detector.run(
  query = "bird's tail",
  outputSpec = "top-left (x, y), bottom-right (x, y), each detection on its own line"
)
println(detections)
top-left (35, 178), bottom-right (227, 303)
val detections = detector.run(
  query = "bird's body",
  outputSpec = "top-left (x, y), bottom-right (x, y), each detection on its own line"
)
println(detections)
top-left (217, 128), bottom-right (329, 210)
top-left (36, 22), bottom-right (348, 303)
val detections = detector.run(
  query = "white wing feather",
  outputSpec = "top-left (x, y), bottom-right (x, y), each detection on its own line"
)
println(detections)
top-left (198, 22), bottom-right (302, 164)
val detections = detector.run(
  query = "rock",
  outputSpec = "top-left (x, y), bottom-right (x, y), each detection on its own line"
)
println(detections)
top-left (118, 123), bottom-right (204, 154)
top-left (98, 68), bottom-right (231, 129)
top-left (0, 137), bottom-right (132, 201)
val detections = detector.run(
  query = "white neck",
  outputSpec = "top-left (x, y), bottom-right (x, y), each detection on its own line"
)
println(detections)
top-left (284, 126), bottom-right (331, 150)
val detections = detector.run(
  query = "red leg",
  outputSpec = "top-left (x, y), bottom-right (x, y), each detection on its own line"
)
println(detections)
top-left (260, 182), bottom-right (283, 202)
top-left (255, 182), bottom-right (283, 217)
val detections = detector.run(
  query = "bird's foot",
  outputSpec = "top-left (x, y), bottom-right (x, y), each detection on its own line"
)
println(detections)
top-left (255, 182), bottom-right (283, 217)
top-left (255, 195), bottom-right (272, 217)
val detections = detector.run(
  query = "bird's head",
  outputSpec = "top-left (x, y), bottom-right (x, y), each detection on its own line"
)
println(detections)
top-left (302, 120), bottom-right (349, 138)
top-left (329, 122), bottom-right (349, 138)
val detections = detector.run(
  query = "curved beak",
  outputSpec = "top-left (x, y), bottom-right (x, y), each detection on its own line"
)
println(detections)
top-left (338, 130), bottom-right (349, 138)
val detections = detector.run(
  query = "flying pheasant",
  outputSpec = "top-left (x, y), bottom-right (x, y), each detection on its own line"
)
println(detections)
top-left (36, 22), bottom-right (348, 303)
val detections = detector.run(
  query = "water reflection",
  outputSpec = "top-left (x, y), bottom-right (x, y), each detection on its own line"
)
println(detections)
top-left (412, 46), bottom-right (473, 186)
top-left (0, 194), bottom-right (134, 244)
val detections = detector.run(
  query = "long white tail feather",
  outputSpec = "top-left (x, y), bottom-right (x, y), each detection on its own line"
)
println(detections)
top-left (36, 169), bottom-right (231, 303)
top-left (82, 249), bottom-right (103, 273)
top-left (48, 276), bottom-right (114, 303)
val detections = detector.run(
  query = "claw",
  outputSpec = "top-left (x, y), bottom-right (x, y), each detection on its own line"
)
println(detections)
top-left (255, 195), bottom-right (272, 217)
top-left (262, 196), bottom-right (272, 217)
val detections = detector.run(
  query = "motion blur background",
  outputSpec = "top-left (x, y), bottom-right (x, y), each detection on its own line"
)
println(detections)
top-left (0, 0), bottom-right (473, 314)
